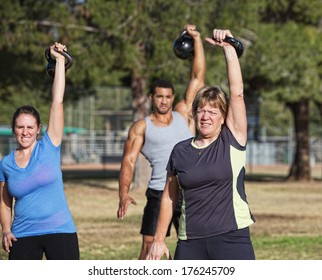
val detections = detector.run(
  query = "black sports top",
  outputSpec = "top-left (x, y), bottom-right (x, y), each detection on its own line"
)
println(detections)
top-left (167, 125), bottom-right (255, 240)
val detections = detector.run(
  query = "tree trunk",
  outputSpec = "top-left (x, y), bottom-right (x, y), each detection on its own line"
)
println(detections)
top-left (131, 73), bottom-right (149, 122)
top-left (315, 101), bottom-right (322, 120)
top-left (131, 74), bottom-right (151, 189)
top-left (286, 99), bottom-right (311, 181)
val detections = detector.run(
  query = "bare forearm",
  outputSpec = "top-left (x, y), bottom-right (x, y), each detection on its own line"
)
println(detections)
top-left (154, 176), bottom-right (179, 242)
top-left (224, 46), bottom-right (243, 98)
top-left (191, 35), bottom-right (206, 83)
top-left (0, 184), bottom-right (12, 233)
top-left (118, 164), bottom-right (134, 198)
top-left (0, 206), bottom-right (12, 233)
top-left (52, 58), bottom-right (66, 103)
top-left (117, 159), bottom-right (138, 219)
top-left (185, 33), bottom-right (206, 105)
top-left (48, 58), bottom-right (65, 144)
top-left (118, 123), bottom-right (144, 199)
top-left (153, 196), bottom-right (174, 242)
top-left (224, 43), bottom-right (247, 145)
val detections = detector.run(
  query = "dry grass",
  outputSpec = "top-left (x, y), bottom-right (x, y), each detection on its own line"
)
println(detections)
top-left (0, 165), bottom-right (321, 260)
top-left (248, 182), bottom-right (322, 237)
top-left (66, 179), bottom-right (148, 260)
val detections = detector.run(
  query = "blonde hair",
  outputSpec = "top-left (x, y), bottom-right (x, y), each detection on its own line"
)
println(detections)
top-left (192, 86), bottom-right (228, 119)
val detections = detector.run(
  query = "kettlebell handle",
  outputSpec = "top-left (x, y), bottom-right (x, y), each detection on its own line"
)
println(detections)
top-left (177, 29), bottom-right (243, 58)
top-left (213, 36), bottom-right (244, 58)
top-left (45, 47), bottom-right (73, 70)
top-left (179, 28), bottom-right (196, 37)
top-left (180, 30), bottom-right (188, 37)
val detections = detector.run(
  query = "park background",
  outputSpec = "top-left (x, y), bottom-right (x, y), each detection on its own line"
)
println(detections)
top-left (0, 0), bottom-right (322, 260)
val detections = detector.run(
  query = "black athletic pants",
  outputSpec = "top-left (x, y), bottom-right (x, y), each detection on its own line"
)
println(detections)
top-left (174, 227), bottom-right (255, 260)
top-left (9, 233), bottom-right (79, 260)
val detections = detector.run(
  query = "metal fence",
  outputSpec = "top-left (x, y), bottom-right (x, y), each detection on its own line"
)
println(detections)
top-left (1, 130), bottom-right (322, 166)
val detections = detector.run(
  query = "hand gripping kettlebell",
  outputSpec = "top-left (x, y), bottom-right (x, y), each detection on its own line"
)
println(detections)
top-left (173, 30), bottom-right (244, 59)
top-left (222, 36), bottom-right (244, 58)
top-left (173, 30), bottom-right (194, 60)
top-left (45, 47), bottom-right (73, 78)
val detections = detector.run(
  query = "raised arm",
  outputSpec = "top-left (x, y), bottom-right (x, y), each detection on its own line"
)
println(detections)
top-left (47, 42), bottom-right (67, 146)
top-left (117, 120), bottom-right (145, 219)
top-left (206, 29), bottom-right (247, 146)
top-left (175, 24), bottom-right (206, 133)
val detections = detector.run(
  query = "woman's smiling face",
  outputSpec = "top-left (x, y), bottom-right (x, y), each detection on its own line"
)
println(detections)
top-left (14, 113), bottom-right (41, 149)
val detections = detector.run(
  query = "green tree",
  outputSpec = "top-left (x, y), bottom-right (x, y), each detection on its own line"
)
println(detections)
top-left (0, 0), bottom-right (220, 187)
top-left (73, 0), bottom-right (223, 187)
top-left (1, 0), bottom-right (321, 183)
top-left (0, 0), bottom-right (87, 125)
top-left (245, 0), bottom-right (322, 180)
top-left (203, 0), bottom-right (322, 180)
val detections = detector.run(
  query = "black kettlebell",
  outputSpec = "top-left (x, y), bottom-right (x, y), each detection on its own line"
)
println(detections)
top-left (45, 47), bottom-right (73, 78)
top-left (173, 30), bottom-right (194, 60)
top-left (222, 36), bottom-right (244, 58)
top-left (173, 29), bottom-right (244, 59)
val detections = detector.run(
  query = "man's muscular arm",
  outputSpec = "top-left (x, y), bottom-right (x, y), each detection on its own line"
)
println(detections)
top-left (117, 119), bottom-right (146, 219)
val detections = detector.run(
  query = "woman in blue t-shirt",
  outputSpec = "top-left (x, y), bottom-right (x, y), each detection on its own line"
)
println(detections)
top-left (0, 42), bottom-right (79, 260)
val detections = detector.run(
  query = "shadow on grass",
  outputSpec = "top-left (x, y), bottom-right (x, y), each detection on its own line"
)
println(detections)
top-left (245, 173), bottom-right (288, 182)
top-left (64, 178), bottom-right (119, 191)
top-left (246, 173), bottom-right (322, 182)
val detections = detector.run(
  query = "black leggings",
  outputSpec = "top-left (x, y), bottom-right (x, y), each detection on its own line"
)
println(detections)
top-left (174, 228), bottom-right (255, 260)
top-left (9, 233), bottom-right (79, 260)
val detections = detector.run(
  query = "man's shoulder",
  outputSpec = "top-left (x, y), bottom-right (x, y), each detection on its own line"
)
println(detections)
top-left (172, 110), bottom-right (183, 118)
top-left (128, 118), bottom-right (147, 136)
top-left (135, 117), bottom-right (147, 125)
top-left (174, 100), bottom-right (187, 114)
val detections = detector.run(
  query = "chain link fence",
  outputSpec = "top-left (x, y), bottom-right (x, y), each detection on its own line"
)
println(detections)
top-left (1, 129), bottom-right (321, 167)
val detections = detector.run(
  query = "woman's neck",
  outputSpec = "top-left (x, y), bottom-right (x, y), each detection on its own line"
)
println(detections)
top-left (193, 133), bottom-right (219, 147)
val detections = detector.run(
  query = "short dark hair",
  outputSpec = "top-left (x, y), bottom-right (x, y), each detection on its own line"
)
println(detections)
top-left (11, 105), bottom-right (41, 133)
top-left (149, 79), bottom-right (174, 95)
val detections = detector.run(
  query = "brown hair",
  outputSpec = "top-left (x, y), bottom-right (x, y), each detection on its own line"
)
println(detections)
top-left (11, 105), bottom-right (41, 133)
top-left (192, 86), bottom-right (228, 119)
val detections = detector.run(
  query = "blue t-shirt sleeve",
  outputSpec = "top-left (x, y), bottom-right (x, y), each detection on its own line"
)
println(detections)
top-left (42, 131), bottom-right (61, 150)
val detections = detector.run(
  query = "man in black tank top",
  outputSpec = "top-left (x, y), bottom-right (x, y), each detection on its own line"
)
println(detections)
top-left (117, 24), bottom-right (206, 259)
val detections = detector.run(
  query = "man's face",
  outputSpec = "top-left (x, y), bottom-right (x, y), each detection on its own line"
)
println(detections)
top-left (150, 87), bottom-right (175, 115)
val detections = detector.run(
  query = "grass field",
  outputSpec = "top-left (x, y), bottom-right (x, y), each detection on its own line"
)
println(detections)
top-left (0, 165), bottom-right (321, 260)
